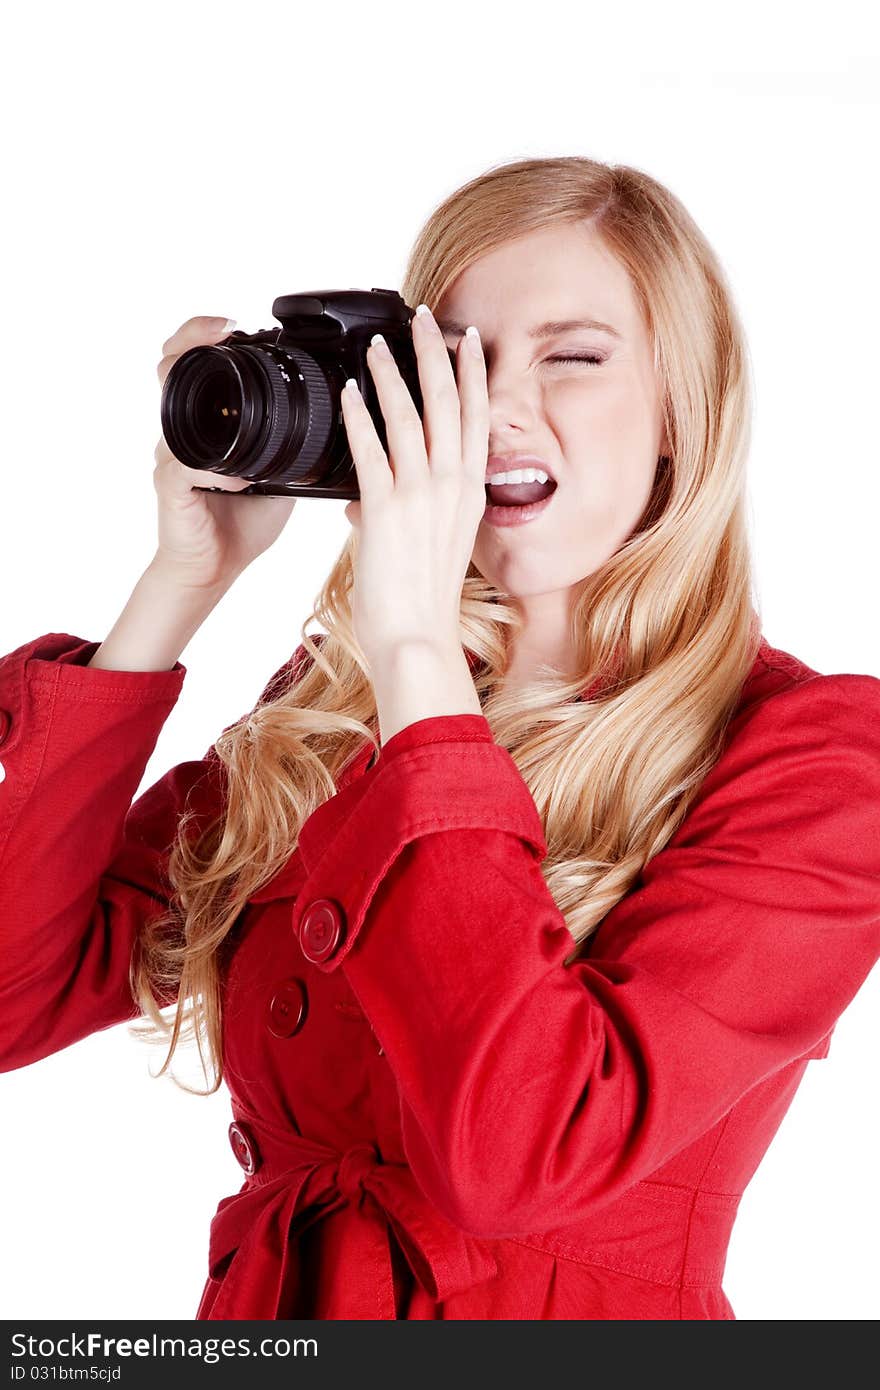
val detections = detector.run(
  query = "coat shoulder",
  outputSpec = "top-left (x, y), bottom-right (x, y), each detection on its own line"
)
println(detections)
top-left (736, 634), bottom-right (880, 727)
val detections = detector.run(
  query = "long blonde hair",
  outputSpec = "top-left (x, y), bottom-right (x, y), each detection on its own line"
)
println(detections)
top-left (129, 155), bottom-right (761, 1094)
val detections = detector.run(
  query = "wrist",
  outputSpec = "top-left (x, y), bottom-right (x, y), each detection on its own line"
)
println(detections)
top-left (145, 555), bottom-right (241, 599)
top-left (371, 640), bottom-right (482, 746)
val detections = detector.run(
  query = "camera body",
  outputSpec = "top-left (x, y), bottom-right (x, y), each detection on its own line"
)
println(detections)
top-left (159, 288), bottom-right (457, 499)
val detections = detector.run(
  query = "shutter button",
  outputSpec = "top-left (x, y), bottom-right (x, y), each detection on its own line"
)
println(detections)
top-left (228, 1120), bottom-right (260, 1176)
top-left (299, 898), bottom-right (346, 964)
top-left (266, 977), bottom-right (308, 1038)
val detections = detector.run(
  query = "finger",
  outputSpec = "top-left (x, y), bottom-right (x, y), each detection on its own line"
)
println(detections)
top-left (161, 315), bottom-right (236, 358)
top-left (411, 306), bottom-right (463, 480)
top-left (339, 380), bottom-right (393, 504)
top-left (157, 315), bottom-right (236, 382)
top-left (153, 438), bottom-right (211, 499)
top-left (457, 327), bottom-right (490, 490)
top-left (365, 335), bottom-right (427, 485)
top-left (156, 354), bottom-right (177, 387)
top-left (153, 436), bottom-right (252, 494)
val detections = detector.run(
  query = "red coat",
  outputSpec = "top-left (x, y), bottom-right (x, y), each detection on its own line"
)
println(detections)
top-left (0, 630), bottom-right (878, 1320)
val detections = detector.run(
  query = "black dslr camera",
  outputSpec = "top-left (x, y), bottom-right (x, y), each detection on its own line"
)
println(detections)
top-left (159, 288), bottom-right (458, 500)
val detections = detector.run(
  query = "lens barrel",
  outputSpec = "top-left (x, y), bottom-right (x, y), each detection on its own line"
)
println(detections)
top-left (160, 342), bottom-right (335, 484)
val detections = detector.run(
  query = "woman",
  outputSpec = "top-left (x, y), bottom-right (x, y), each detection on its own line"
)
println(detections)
top-left (0, 155), bottom-right (877, 1320)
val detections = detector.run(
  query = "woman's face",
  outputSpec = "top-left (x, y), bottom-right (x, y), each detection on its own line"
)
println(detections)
top-left (435, 221), bottom-right (668, 632)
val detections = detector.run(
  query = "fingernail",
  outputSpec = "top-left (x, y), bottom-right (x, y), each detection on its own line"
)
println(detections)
top-left (370, 333), bottom-right (392, 359)
top-left (213, 317), bottom-right (236, 333)
top-left (465, 325), bottom-right (482, 357)
top-left (415, 303), bottom-right (440, 333)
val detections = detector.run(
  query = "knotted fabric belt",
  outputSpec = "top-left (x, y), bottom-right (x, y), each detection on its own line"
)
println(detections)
top-left (198, 1106), bottom-right (499, 1319)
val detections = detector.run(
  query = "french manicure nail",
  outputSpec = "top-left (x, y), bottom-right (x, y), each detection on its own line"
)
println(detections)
top-left (465, 325), bottom-right (482, 357)
top-left (415, 303), bottom-right (440, 333)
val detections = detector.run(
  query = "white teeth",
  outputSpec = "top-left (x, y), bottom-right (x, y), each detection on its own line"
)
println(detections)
top-left (486, 468), bottom-right (551, 485)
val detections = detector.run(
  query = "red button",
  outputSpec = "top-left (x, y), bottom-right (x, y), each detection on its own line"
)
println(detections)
top-left (0, 709), bottom-right (11, 746)
top-left (266, 978), bottom-right (308, 1038)
top-left (228, 1120), bottom-right (260, 1176)
top-left (299, 898), bottom-right (346, 963)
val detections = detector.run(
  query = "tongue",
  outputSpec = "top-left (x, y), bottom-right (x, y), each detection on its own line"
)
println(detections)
top-left (485, 478), bottom-right (556, 507)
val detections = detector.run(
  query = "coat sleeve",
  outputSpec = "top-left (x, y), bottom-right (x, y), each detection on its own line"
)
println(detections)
top-left (290, 673), bottom-right (880, 1237)
top-left (0, 632), bottom-right (309, 1072)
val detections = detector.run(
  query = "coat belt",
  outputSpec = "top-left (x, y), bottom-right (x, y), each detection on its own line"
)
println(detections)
top-left (199, 1109), bottom-right (499, 1319)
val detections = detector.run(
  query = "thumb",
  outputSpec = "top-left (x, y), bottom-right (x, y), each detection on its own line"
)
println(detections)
top-left (344, 500), bottom-right (361, 529)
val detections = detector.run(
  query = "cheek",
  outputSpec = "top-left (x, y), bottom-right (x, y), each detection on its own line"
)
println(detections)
top-left (555, 377), bottom-right (658, 486)
top-left (566, 454), bottom-right (656, 535)
top-left (554, 374), bottom-right (648, 438)
top-left (555, 427), bottom-right (657, 547)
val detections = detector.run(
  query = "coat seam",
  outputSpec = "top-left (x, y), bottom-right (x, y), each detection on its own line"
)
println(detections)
top-left (0, 657), bottom-right (59, 875)
top-left (504, 1235), bottom-right (722, 1290)
top-left (677, 1111), bottom-right (734, 1317)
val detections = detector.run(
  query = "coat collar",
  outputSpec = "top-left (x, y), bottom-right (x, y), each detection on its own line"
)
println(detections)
top-left (247, 635), bottom-right (775, 906)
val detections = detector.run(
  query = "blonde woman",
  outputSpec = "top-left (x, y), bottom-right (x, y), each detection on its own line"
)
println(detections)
top-left (1, 155), bottom-right (877, 1321)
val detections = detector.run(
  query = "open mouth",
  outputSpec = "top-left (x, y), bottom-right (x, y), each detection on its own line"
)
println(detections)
top-left (483, 477), bottom-right (558, 508)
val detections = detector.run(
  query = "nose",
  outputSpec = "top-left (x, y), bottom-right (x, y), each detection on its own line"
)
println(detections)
top-left (486, 366), bottom-right (539, 441)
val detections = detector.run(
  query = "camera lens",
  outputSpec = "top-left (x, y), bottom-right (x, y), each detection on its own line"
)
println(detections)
top-left (187, 363), bottom-right (242, 455)
top-left (161, 342), bottom-right (339, 485)
top-left (162, 345), bottom-right (280, 473)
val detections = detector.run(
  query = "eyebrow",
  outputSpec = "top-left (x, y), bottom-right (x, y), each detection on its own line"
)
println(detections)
top-left (435, 316), bottom-right (622, 340)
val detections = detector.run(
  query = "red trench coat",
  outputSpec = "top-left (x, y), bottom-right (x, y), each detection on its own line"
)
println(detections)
top-left (0, 629), bottom-right (878, 1320)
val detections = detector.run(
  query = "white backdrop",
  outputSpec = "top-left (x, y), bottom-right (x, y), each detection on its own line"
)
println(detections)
top-left (1, 0), bottom-right (877, 1323)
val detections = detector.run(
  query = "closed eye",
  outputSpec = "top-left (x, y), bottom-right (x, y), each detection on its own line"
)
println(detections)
top-left (546, 354), bottom-right (604, 366)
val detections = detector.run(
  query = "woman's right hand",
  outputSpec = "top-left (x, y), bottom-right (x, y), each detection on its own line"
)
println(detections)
top-left (153, 316), bottom-right (298, 591)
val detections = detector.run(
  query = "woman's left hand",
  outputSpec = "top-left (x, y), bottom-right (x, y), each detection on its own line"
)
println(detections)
top-left (341, 305), bottom-right (489, 671)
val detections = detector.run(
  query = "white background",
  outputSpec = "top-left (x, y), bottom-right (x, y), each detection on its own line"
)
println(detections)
top-left (1, 0), bottom-right (878, 1322)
